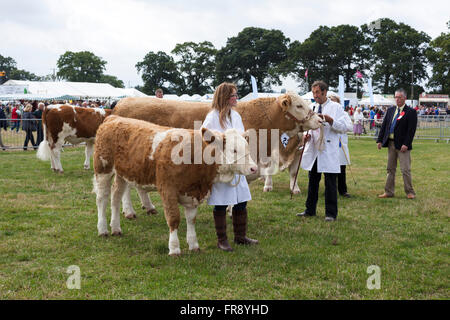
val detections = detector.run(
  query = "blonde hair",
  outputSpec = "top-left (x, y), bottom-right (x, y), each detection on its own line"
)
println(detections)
top-left (212, 82), bottom-right (237, 129)
top-left (24, 104), bottom-right (33, 112)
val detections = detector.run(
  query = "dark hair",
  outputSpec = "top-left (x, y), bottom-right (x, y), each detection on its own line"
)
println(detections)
top-left (311, 80), bottom-right (328, 92)
top-left (395, 88), bottom-right (407, 98)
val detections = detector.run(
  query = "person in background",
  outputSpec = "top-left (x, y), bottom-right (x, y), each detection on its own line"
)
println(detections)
top-left (21, 104), bottom-right (37, 150)
top-left (11, 103), bottom-right (21, 132)
top-left (353, 107), bottom-right (364, 139)
top-left (376, 88), bottom-right (417, 199)
top-left (329, 95), bottom-right (353, 198)
top-left (0, 105), bottom-right (7, 150)
top-left (155, 88), bottom-right (164, 98)
top-left (33, 102), bottom-right (45, 146)
top-left (201, 82), bottom-right (258, 251)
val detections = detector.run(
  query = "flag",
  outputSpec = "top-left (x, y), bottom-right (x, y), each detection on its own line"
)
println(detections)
top-left (304, 69), bottom-right (308, 78)
top-left (338, 75), bottom-right (345, 108)
top-left (356, 70), bottom-right (363, 79)
top-left (368, 78), bottom-right (374, 107)
top-left (250, 75), bottom-right (258, 99)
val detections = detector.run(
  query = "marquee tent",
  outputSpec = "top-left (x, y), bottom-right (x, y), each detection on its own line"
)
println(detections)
top-left (0, 80), bottom-right (146, 100)
top-left (358, 94), bottom-right (395, 106)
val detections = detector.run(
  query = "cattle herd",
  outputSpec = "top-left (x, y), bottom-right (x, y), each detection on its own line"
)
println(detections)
top-left (36, 93), bottom-right (322, 255)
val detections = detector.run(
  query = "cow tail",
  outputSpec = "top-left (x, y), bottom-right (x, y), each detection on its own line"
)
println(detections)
top-left (36, 107), bottom-right (51, 161)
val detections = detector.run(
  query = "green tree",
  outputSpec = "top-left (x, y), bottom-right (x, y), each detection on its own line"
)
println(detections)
top-left (171, 41), bottom-right (217, 95)
top-left (136, 51), bottom-right (180, 95)
top-left (0, 54), bottom-right (41, 83)
top-left (100, 74), bottom-right (125, 88)
top-left (215, 27), bottom-right (290, 94)
top-left (426, 21), bottom-right (449, 93)
top-left (56, 51), bottom-right (107, 82)
top-left (362, 18), bottom-right (430, 98)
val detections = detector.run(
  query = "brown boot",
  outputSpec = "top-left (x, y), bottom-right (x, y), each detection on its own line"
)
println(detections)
top-left (213, 208), bottom-right (233, 252)
top-left (232, 207), bottom-right (259, 245)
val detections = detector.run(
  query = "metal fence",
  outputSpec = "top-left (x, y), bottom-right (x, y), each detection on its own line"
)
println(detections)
top-left (1, 116), bottom-right (449, 150)
top-left (0, 118), bottom-right (78, 150)
top-left (354, 115), bottom-right (450, 142)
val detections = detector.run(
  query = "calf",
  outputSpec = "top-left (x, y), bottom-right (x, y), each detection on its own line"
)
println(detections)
top-left (37, 104), bottom-right (112, 173)
top-left (93, 115), bottom-right (257, 256)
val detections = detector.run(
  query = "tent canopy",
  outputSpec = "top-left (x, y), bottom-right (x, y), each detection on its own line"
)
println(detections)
top-left (359, 94), bottom-right (395, 106)
top-left (0, 80), bottom-right (147, 100)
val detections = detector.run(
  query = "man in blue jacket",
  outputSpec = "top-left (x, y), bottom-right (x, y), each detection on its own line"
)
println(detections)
top-left (376, 88), bottom-right (417, 199)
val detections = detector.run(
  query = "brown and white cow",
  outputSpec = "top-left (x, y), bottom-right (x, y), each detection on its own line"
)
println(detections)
top-left (93, 115), bottom-right (258, 256)
top-left (37, 104), bottom-right (112, 173)
top-left (113, 92), bottom-right (322, 194)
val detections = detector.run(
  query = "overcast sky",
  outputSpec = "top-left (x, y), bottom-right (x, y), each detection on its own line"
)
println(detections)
top-left (1, 0), bottom-right (448, 90)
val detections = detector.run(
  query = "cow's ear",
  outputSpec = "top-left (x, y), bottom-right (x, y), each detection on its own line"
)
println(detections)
top-left (277, 94), bottom-right (292, 112)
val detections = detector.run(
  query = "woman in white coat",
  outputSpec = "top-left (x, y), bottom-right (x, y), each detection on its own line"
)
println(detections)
top-left (202, 82), bottom-right (258, 252)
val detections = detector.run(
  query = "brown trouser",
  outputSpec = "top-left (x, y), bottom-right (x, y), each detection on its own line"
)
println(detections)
top-left (385, 140), bottom-right (415, 196)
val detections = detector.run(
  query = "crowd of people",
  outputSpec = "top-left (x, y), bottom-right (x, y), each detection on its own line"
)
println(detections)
top-left (0, 99), bottom-right (115, 150)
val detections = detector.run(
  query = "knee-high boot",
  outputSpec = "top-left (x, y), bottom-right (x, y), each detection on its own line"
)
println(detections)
top-left (232, 207), bottom-right (259, 245)
top-left (213, 208), bottom-right (233, 251)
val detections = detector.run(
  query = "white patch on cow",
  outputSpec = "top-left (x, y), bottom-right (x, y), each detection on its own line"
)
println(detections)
top-left (169, 229), bottom-right (181, 256)
top-left (93, 108), bottom-right (106, 116)
top-left (99, 156), bottom-right (108, 168)
top-left (58, 122), bottom-right (77, 144)
top-left (47, 104), bottom-right (64, 111)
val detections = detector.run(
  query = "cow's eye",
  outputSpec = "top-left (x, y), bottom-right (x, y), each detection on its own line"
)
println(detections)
top-left (234, 149), bottom-right (237, 154)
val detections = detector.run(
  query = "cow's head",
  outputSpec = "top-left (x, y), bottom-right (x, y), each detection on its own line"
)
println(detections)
top-left (202, 128), bottom-right (258, 183)
top-left (277, 91), bottom-right (322, 131)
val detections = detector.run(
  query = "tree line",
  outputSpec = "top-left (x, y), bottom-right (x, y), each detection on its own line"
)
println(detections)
top-left (1, 18), bottom-right (448, 99)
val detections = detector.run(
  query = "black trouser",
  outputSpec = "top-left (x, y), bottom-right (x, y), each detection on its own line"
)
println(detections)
top-left (36, 123), bottom-right (43, 145)
top-left (23, 129), bottom-right (36, 149)
top-left (214, 201), bottom-right (247, 212)
top-left (337, 165), bottom-right (347, 195)
top-left (305, 160), bottom-right (338, 219)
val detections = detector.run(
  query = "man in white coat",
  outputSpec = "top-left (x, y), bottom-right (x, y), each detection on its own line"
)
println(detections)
top-left (296, 81), bottom-right (348, 221)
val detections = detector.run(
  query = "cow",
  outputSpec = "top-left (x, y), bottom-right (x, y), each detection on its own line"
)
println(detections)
top-left (93, 115), bottom-right (258, 256)
top-left (113, 92), bottom-right (322, 195)
top-left (36, 104), bottom-right (112, 173)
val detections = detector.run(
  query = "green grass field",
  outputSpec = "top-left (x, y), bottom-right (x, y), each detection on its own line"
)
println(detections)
top-left (0, 139), bottom-right (448, 299)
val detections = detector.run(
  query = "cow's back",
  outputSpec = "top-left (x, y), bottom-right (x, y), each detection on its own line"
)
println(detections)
top-left (113, 97), bottom-right (211, 129)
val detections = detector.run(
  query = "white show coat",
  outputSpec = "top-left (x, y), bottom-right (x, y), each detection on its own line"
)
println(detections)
top-left (300, 99), bottom-right (348, 173)
top-left (338, 112), bottom-right (354, 165)
top-left (201, 109), bottom-right (252, 206)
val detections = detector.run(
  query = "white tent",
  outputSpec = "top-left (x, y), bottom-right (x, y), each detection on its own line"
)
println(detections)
top-left (240, 92), bottom-right (282, 101)
top-left (0, 80), bottom-right (146, 100)
top-left (359, 94), bottom-right (395, 106)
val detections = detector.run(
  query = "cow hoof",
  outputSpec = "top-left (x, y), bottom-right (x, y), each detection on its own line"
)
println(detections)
top-left (111, 230), bottom-right (122, 236)
top-left (263, 186), bottom-right (273, 192)
top-left (293, 189), bottom-right (301, 195)
top-left (124, 212), bottom-right (137, 219)
top-left (146, 208), bottom-right (158, 215)
top-left (84, 165), bottom-right (90, 170)
top-left (190, 248), bottom-right (201, 253)
top-left (98, 232), bottom-right (109, 237)
top-left (169, 252), bottom-right (181, 257)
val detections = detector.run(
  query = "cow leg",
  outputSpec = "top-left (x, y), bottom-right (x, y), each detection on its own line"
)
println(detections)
top-left (263, 175), bottom-right (273, 192)
top-left (183, 206), bottom-right (200, 252)
top-left (111, 175), bottom-right (126, 236)
top-left (160, 187), bottom-right (181, 256)
top-left (84, 142), bottom-right (94, 170)
top-left (136, 187), bottom-right (158, 215)
top-left (289, 154), bottom-right (301, 194)
top-left (121, 184), bottom-right (137, 219)
top-left (94, 173), bottom-right (113, 236)
top-left (51, 144), bottom-right (64, 173)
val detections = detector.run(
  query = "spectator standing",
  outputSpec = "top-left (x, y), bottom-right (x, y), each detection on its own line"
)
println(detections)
top-left (376, 88), bottom-right (417, 199)
top-left (33, 102), bottom-right (45, 145)
top-left (353, 107), bottom-right (364, 138)
top-left (22, 104), bottom-right (37, 150)
top-left (0, 106), bottom-right (7, 150)
top-left (11, 103), bottom-right (21, 132)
